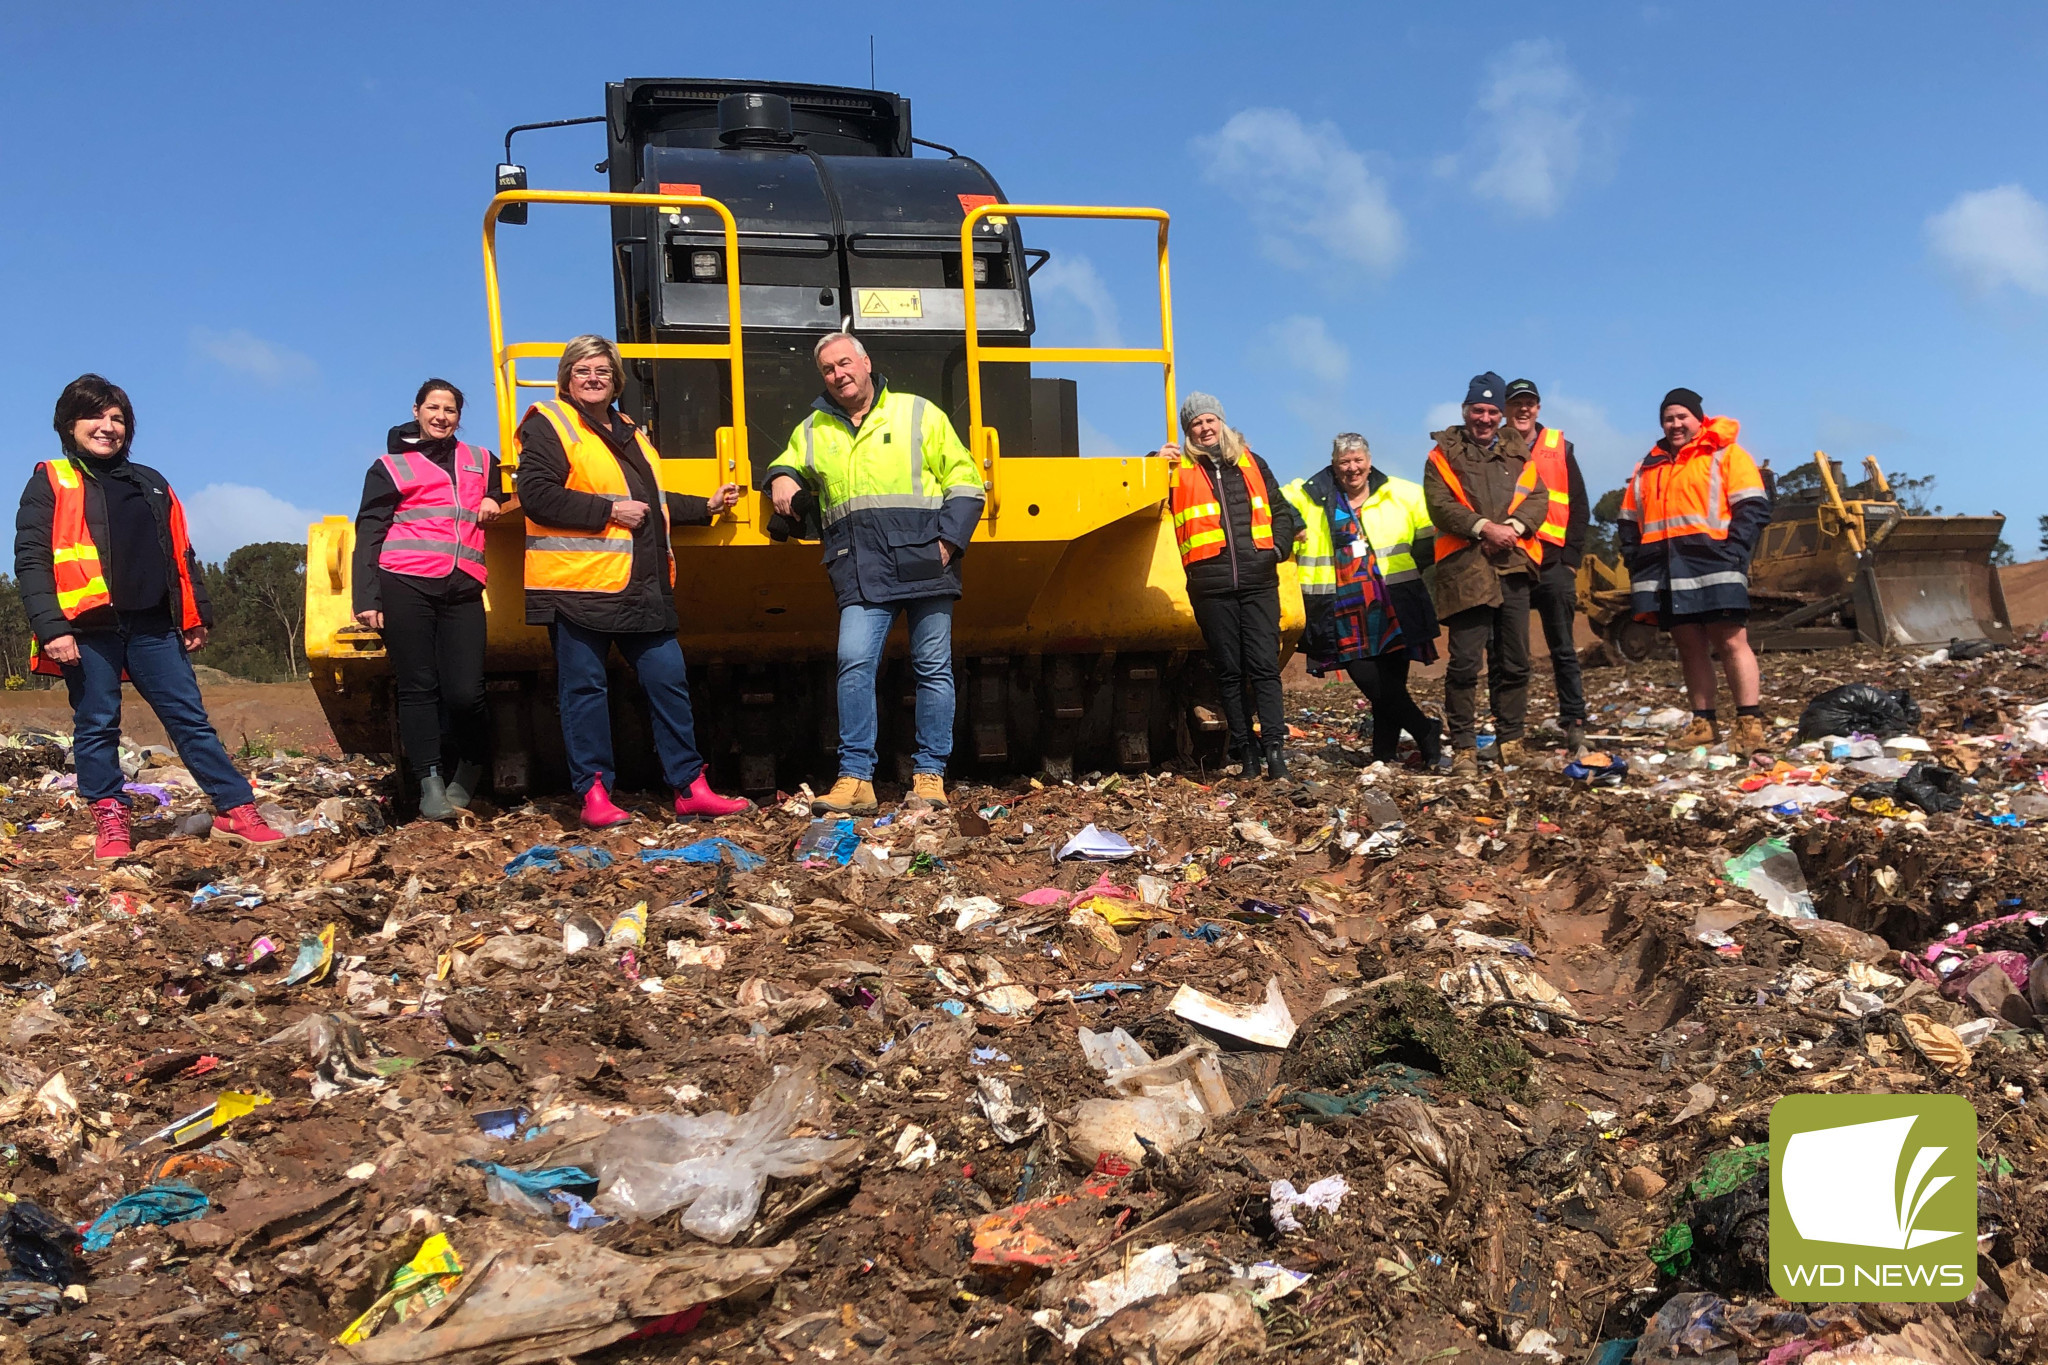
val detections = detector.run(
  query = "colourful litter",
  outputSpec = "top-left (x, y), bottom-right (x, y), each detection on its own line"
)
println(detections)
top-left (283, 924), bottom-right (337, 987)
top-left (81, 1181), bottom-right (209, 1252)
top-left (640, 837), bottom-right (766, 870)
top-left (795, 817), bottom-right (860, 865)
top-left (335, 1232), bottom-right (464, 1344)
top-left (1068, 982), bottom-right (1149, 1001)
top-left (128, 1091), bottom-right (273, 1150)
top-left (460, 1160), bottom-right (599, 1198)
top-left (503, 844), bottom-right (615, 875)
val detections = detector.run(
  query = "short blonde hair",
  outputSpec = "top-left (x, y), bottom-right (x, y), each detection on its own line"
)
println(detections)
top-left (557, 334), bottom-right (625, 402)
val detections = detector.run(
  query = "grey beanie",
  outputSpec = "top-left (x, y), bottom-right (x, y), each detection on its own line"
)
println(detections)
top-left (1179, 391), bottom-right (1226, 431)
top-left (1464, 372), bottom-right (1506, 408)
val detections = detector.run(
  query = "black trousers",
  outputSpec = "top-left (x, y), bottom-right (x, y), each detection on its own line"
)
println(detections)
top-left (1191, 587), bottom-right (1284, 753)
top-left (1345, 650), bottom-right (1440, 763)
top-left (1521, 559), bottom-right (1587, 724)
top-left (1444, 574), bottom-right (1532, 748)
top-left (380, 570), bottom-right (487, 775)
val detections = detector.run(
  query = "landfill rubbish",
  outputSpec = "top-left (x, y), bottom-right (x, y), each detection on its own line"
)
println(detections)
top-left (1795, 682), bottom-right (1921, 740)
top-left (1269, 1173), bottom-right (1348, 1232)
top-left (0, 642), bottom-right (2041, 1362)
top-left (1058, 822), bottom-right (1137, 860)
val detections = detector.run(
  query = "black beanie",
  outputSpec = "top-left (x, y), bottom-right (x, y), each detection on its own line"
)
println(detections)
top-left (1661, 387), bottom-right (1704, 421)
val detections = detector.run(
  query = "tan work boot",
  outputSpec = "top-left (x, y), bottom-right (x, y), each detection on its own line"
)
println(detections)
top-left (812, 776), bottom-right (879, 816)
top-left (1494, 739), bottom-right (1528, 768)
top-left (1448, 749), bottom-right (1479, 779)
top-left (910, 772), bottom-right (949, 808)
top-left (1728, 715), bottom-right (1770, 754)
top-left (1674, 716), bottom-right (1720, 748)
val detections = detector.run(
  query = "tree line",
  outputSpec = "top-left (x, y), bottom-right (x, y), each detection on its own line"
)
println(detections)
top-left (0, 542), bottom-right (307, 687)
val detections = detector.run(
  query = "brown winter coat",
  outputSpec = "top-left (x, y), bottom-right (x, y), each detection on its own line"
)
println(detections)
top-left (1421, 424), bottom-right (1548, 620)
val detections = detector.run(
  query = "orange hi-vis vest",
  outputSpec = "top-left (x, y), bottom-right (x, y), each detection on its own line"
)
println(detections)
top-left (1527, 426), bottom-right (1570, 547)
top-left (1619, 417), bottom-right (1765, 545)
top-left (1427, 446), bottom-right (1542, 563)
top-left (30, 457), bottom-right (203, 676)
top-left (1170, 451), bottom-right (1274, 567)
top-left (517, 400), bottom-right (672, 594)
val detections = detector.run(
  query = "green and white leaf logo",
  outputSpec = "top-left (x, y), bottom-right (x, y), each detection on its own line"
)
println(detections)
top-left (1770, 1095), bottom-right (1977, 1302)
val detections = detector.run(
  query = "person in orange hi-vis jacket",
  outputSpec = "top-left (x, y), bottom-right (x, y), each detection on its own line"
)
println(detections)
top-left (1617, 387), bottom-right (1774, 754)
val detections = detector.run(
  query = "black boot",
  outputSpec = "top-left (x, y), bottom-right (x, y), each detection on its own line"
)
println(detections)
top-left (1227, 733), bottom-right (1259, 777)
top-left (1263, 739), bottom-right (1289, 780)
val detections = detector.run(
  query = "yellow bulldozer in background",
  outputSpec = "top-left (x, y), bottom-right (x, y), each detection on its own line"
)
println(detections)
top-left (302, 78), bottom-right (1301, 796)
top-left (1578, 452), bottom-right (2012, 660)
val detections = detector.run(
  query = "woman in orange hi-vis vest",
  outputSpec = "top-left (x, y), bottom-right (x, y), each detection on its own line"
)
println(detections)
top-left (1161, 392), bottom-right (1303, 780)
top-left (1617, 388), bottom-right (1774, 754)
top-left (13, 375), bottom-right (285, 863)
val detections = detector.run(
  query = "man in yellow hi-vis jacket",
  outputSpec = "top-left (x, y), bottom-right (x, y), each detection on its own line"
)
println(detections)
top-left (765, 330), bottom-right (985, 816)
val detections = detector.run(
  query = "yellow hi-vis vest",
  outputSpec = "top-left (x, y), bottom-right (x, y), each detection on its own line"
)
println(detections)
top-left (1280, 474), bottom-right (1431, 595)
top-left (517, 400), bottom-right (671, 594)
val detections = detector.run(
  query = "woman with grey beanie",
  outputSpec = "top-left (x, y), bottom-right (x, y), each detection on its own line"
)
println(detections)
top-left (1161, 392), bottom-right (1303, 777)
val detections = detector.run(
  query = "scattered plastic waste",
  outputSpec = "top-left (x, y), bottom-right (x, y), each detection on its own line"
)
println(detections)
top-left (80, 1181), bottom-right (208, 1252)
top-left (639, 837), bottom-right (765, 869)
top-left (1057, 823), bottom-right (1136, 861)
top-left (1723, 837), bottom-right (1817, 919)
top-left (503, 843), bottom-right (615, 875)
top-left (1269, 1174), bottom-right (1348, 1232)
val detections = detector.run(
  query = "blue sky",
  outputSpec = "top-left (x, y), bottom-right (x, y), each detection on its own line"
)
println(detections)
top-left (9, 3), bottom-right (2048, 559)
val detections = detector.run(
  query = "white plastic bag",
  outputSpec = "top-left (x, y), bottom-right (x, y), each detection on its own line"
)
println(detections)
top-left (590, 1069), bottom-right (859, 1242)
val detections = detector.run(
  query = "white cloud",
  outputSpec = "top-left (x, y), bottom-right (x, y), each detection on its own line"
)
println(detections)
top-left (1539, 392), bottom-right (1643, 491)
top-left (181, 483), bottom-right (324, 562)
top-left (1193, 109), bottom-right (1404, 273)
top-left (1032, 253), bottom-right (1122, 346)
top-left (1463, 40), bottom-right (1619, 218)
top-left (1267, 315), bottom-right (1349, 387)
top-left (1261, 315), bottom-right (1351, 430)
top-left (189, 327), bottom-right (319, 385)
top-left (1076, 414), bottom-right (1131, 457)
top-left (1927, 185), bottom-right (2048, 296)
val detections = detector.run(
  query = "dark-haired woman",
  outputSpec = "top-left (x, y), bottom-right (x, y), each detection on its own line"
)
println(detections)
top-left (15, 374), bottom-right (286, 861)
top-left (352, 380), bottom-right (502, 819)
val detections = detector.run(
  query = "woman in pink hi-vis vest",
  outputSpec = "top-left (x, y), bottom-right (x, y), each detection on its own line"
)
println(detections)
top-left (351, 379), bottom-right (503, 819)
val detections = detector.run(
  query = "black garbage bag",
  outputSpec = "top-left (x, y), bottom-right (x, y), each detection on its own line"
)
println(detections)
top-left (1685, 1170), bottom-right (1772, 1294)
top-left (0, 1198), bottom-right (79, 1285)
top-left (1948, 637), bottom-right (2002, 662)
top-left (1894, 762), bottom-right (1965, 814)
top-left (1849, 781), bottom-right (1896, 802)
top-left (1795, 684), bottom-right (1920, 741)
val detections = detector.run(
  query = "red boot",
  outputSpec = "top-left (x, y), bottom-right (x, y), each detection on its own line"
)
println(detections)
top-left (91, 798), bottom-right (132, 862)
top-left (673, 772), bottom-right (750, 821)
top-left (212, 804), bottom-right (284, 847)
top-left (581, 781), bottom-right (632, 829)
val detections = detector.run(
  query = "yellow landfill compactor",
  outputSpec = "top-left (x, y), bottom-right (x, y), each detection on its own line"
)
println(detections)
top-left (1577, 452), bottom-right (2011, 659)
top-left (303, 78), bottom-right (1302, 795)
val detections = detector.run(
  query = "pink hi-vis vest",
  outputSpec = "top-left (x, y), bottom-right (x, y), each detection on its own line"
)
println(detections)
top-left (376, 443), bottom-right (489, 584)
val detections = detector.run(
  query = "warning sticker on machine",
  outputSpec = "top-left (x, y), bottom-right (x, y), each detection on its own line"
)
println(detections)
top-left (858, 289), bottom-right (923, 319)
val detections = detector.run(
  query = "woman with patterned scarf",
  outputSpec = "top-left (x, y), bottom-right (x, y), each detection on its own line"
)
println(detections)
top-left (1282, 434), bottom-right (1442, 767)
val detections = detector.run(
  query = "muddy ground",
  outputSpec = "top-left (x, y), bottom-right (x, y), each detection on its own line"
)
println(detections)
top-left (0, 635), bottom-right (2044, 1365)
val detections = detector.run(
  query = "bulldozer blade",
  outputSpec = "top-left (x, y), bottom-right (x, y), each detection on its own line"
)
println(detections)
top-left (1854, 514), bottom-right (2012, 647)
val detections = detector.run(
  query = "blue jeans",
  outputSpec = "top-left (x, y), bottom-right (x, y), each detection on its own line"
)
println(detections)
top-left (62, 609), bottom-right (254, 810)
top-left (836, 598), bottom-right (954, 780)
top-left (549, 619), bottom-right (705, 796)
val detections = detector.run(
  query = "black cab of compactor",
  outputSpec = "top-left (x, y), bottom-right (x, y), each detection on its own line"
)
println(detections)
top-left (583, 78), bottom-right (1076, 468)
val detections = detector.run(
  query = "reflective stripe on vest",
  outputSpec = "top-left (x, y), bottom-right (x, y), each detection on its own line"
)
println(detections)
top-left (1170, 453), bottom-right (1274, 567)
top-left (1428, 447), bottom-right (1542, 563)
top-left (1284, 476), bottom-right (1427, 594)
top-left (31, 458), bottom-right (203, 675)
top-left (1530, 426), bottom-right (1570, 547)
top-left (519, 400), bottom-right (671, 594)
top-left (377, 443), bottom-right (489, 584)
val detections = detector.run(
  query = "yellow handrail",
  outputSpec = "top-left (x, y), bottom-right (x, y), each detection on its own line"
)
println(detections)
top-left (959, 204), bottom-right (1174, 519)
top-left (483, 189), bottom-right (750, 492)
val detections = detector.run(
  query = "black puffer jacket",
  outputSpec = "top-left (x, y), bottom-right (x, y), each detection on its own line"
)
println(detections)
top-left (14, 452), bottom-right (213, 644)
top-left (1178, 433), bottom-right (1302, 600)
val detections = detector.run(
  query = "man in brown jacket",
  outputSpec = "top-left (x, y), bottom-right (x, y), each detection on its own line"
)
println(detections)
top-left (1422, 372), bottom-right (1549, 777)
